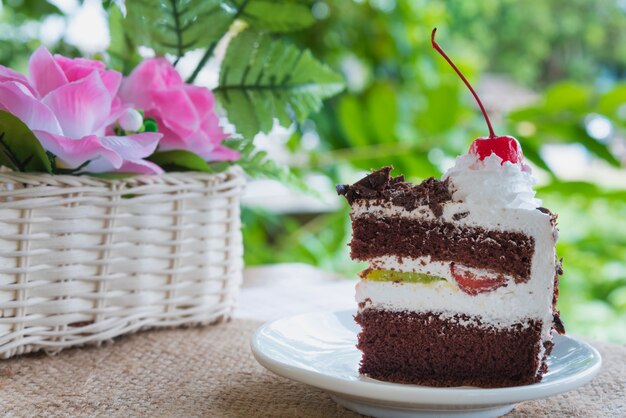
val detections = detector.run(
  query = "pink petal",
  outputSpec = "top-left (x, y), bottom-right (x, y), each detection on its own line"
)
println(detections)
top-left (183, 84), bottom-right (215, 119)
top-left (55, 55), bottom-right (105, 72)
top-left (200, 112), bottom-right (229, 143)
top-left (119, 58), bottom-right (182, 110)
top-left (28, 46), bottom-right (68, 97)
top-left (33, 131), bottom-right (123, 169)
top-left (80, 158), bottom-right (116, 173)
top-left (81, 132), bottom-right (162, 174)
top-left (99, 70), bottom-right (123, 98)
top-left (54, 56), bottom-right (122, 98)
top-left (208, 144), bottom-right (239, 161)
top-left (157, 128), bottom-right (237, 162)
top-left (103, 97), bottom-right (131, 129)
top-left (153, 123), bottom-right (186, 150)
top-left (84, 157), bottom-right (163, 174)
top-left (0, 66), bottom-right (35, 95)
top-left (65, 66), bottom-right (120, 98)
top-left (117, 159), bottom-right (164, 174)
top-left (99, 132), bottom-right (162, 161)
top-left (118, 73), bottom-right (151, 110)
top-left (0, 81), bottom-right (63, 135)
top-left (42, 72), bottom-right (112, 138)
top-left (156, 117), bottom-right (232, 161)
top-left (149, 57), bottom-right (183, 88)
top-left (151, 87), bottom-right (200, 136)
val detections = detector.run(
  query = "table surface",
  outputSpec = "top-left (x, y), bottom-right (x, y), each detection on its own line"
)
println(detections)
top-left (0, 263), bottom-right (624, 418)
top-left (237, 263), bottom-right (356, 320)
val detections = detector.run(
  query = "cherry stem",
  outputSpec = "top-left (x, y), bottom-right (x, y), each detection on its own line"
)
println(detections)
top-left (431, 28), bottom-right (496, 139)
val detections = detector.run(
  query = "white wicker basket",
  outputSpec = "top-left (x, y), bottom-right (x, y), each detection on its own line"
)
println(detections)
top-left (0, 167), bottom-right (245, 358)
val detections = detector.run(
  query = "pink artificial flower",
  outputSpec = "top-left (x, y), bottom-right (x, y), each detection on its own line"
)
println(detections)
top-left (119, 58), bottom-right (238, 161)
top-left (0, 46), bottom-right (163, 174)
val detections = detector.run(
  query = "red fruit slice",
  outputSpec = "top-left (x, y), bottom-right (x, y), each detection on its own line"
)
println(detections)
top-left (450, 264), bottom-right (507, 296)
top-left (469, 135), bottom-right (524, 164)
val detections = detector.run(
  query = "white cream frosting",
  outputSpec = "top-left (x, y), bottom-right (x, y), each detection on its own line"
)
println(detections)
top-left (356, 276), bottom-right (550, 329)
top-left (442, 153), bottom-right (541, 210)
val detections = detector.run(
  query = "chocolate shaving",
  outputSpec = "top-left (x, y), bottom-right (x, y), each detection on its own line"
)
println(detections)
top-left (452, 211), bottom-right (470, 221)
top-left (337, 166), bottom-right (452, 217)
top-left (556, 257), bottom-right (564, 276)
top-left (357, 297), bottom-right (372, 310)
top-left (553, 312), bottom-right (566, 335)
top-left (537, 207), bottom-right (559, 227)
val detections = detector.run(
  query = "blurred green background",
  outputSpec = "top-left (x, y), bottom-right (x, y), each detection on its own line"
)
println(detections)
top-left (1, 0), bottom-right (625, 342)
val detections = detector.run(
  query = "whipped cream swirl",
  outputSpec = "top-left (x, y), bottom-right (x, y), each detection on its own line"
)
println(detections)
top-left (442, 153), bottom-right (541, 210)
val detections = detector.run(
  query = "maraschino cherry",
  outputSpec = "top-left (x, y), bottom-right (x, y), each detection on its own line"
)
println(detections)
top-left (431, 28), bottom-right (523, 165)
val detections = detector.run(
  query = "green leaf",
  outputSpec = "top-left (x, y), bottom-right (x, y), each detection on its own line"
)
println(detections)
top-left (507, 106), bottom-right (544, 123)
top-left (544, 82), bottom-right (591, 112)
top-left (418, 82), bottom-right (463, 135)
top-left (89, 173), bottom-right (137, 180)
top-left (107, 6), bottom-right (141, 74)
top-left (147, 150), bottom-right (215, 172)
top-left (538, 181), bottom-right (626, 201)
top-left (366, 82), bottom-right (398, 144)
top-left (103, 0), bottom-right (127, 15)
top-left (125, 0), bottom-right (233, 60)
top-left (185, 0), bottom-right (316, 83)
top-left (10, 0), bottom-right (62, 18)
top-left (517, 137), bottom-right (553, 175)
top-left (0, 111), bottom-right (52, 173)
top-left (234, 0), bottom-right (316, 33)
top-left (576, 128), bottom-right (621, 167)
top-left (337, 96), bottom-right (370, 147)
top-left (216, 28), bottom-right (344, 138)
top-left (598, 83), bottom-right (626, 116)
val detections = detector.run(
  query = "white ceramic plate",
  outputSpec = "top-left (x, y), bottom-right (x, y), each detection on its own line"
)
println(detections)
top-left (251, 310), bottom-right (602, 418)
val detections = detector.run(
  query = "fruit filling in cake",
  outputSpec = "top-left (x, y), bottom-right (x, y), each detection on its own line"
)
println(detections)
top-left (336, 29), bottom-right (565, 388)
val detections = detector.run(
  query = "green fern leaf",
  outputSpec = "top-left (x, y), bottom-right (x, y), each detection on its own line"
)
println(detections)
top-left (229, 0), bottom-right (316, 33)
top-left (216, 28), bottom-right (344, 139)
top-left (125, 0), bottom-right (233, 59)
top-left (223, 138), bottom-right (311, 191)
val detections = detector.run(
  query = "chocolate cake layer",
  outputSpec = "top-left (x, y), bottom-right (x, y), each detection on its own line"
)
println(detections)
top-left (356, 309), bottom-right (549, 387)
top-left (336, 166), bottom-right (452, 216)
top-left (351, 215), bottom-right (534, 282)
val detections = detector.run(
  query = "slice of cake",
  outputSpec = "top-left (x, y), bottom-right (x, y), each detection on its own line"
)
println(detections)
top-left (335, 29), bottom-right (565, 388)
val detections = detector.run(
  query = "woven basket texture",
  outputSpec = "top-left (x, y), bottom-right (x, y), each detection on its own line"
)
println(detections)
top-left (0, 167), bottom-right (245, 359)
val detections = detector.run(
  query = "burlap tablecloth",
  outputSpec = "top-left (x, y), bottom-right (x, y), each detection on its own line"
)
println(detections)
top-left (0, 320), bottom-right (623, 417)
